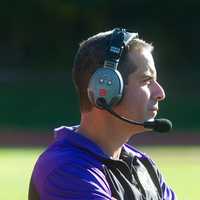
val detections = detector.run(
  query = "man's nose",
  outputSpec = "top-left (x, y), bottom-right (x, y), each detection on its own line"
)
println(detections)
top-left (152, 81), bottom-right (166, 101)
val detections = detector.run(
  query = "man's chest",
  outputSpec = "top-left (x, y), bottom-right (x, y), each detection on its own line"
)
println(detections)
top-left (103, 156), bottom-right (161, 200)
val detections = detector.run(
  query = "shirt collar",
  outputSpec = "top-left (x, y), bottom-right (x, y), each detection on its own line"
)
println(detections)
top-left (54, 125), bottom-right (110, 160)
top-left (54, 125), bottom-right (142, 161)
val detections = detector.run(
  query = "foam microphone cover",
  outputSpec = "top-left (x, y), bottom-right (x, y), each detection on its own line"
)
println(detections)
top-left (144, 119), bottom-right (172, 133)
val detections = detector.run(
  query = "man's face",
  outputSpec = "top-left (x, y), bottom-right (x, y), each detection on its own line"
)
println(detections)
top-left (115, 48), bottom-right (165, 131)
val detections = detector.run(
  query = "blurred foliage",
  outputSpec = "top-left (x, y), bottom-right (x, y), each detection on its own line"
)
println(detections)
top-left (0, 0), bottom-right (199, 131)
top-left (1, 0), bottom-right (200, 69)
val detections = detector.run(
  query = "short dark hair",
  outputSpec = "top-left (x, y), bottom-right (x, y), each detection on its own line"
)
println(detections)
top-left (72, 30), bottom-right (153, 112)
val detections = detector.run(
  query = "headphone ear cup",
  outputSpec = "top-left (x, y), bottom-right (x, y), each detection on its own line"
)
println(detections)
top-left (88, 67), bottom-right (124, 109)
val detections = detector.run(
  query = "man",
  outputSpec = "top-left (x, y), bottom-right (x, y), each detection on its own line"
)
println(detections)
top-left (29, 28), bottom-right (177, 199)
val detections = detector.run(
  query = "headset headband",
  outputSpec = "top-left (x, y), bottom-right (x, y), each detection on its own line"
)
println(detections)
top-left (104, 28), bottom-right (138, 69)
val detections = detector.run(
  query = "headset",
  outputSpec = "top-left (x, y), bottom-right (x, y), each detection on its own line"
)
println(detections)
top-left (87, 28), bottom-right (138, 109)
top-left (87, 28), bottom-right (172, 132)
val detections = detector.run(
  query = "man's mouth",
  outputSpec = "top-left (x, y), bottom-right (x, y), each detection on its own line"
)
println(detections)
top-left (149, 107), bottom-right (158, 112)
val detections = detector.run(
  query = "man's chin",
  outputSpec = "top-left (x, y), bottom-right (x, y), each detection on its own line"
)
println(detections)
top-left (144, 116), bottom-right (155, 122)
top-left (146, 110), bottom-right (158, 119)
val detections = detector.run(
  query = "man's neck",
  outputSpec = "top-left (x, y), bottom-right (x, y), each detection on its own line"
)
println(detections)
top-left (77, 109), bottom-right (141, 159)
top-left (77, 124), bottom-right (125, 159)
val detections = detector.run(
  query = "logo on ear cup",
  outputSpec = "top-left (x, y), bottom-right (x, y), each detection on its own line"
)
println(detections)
top-left (88, 67), bottom-right (124, 108)
top-left (99, 88), bottom-right (107, 96)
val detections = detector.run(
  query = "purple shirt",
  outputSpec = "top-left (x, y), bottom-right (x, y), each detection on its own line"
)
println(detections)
top-left (31, 126), bottom-right (177, 200)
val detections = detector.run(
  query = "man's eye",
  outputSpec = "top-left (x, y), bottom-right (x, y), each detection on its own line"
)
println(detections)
top-left (143, 78), bottom-right (152, 85)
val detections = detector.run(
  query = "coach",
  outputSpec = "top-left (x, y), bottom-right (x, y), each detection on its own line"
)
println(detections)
top-left (29, 28), bottom-right (177, 200)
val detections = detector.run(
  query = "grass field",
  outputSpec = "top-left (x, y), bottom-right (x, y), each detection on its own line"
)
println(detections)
top-left (0, 146), bottom-right (199, 200)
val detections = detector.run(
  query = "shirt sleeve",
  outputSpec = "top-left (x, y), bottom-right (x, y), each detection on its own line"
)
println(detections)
top-left (139, 152), bottom-right (178, 200)
top-left (158, 171), bottom-right (178, 200)
top-left (41, 162), bottom-right (112, 200)
top-left (148, 157), bottom-right (177, 200)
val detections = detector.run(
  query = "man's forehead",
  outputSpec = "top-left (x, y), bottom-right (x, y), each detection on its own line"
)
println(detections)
top-left (141, 49), bottom-right (155, 68)
top-left (129, 48), bottom-right (156, 77)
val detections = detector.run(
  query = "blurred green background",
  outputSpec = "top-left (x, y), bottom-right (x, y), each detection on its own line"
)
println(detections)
top-left (1, 0), bottom-right (200, 133)
top-left (1, 1), bottom-right (200, 200)
top-left (1, 146), bottom-right (200, 200)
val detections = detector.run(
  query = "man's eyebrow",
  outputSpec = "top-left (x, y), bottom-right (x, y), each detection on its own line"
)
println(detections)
top-left (141, 73), bottom-right (157, 81)
top-left (141, 74), bottom-right (153, 79)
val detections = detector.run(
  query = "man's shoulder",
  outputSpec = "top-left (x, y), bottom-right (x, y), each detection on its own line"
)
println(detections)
top-left (34, 138), bottom-right (102, 176)
top-left (31, 139), bottom-right (111, 198)
top-left (35, 126), bottom-right (104, 173)
top-left (32, 139), bottom-right (108, 194)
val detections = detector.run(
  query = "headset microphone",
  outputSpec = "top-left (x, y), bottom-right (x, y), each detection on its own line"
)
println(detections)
top-left (96, 98), bottom-right (172, 133)
top-left (143, 119), bottom-right (172, 133)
